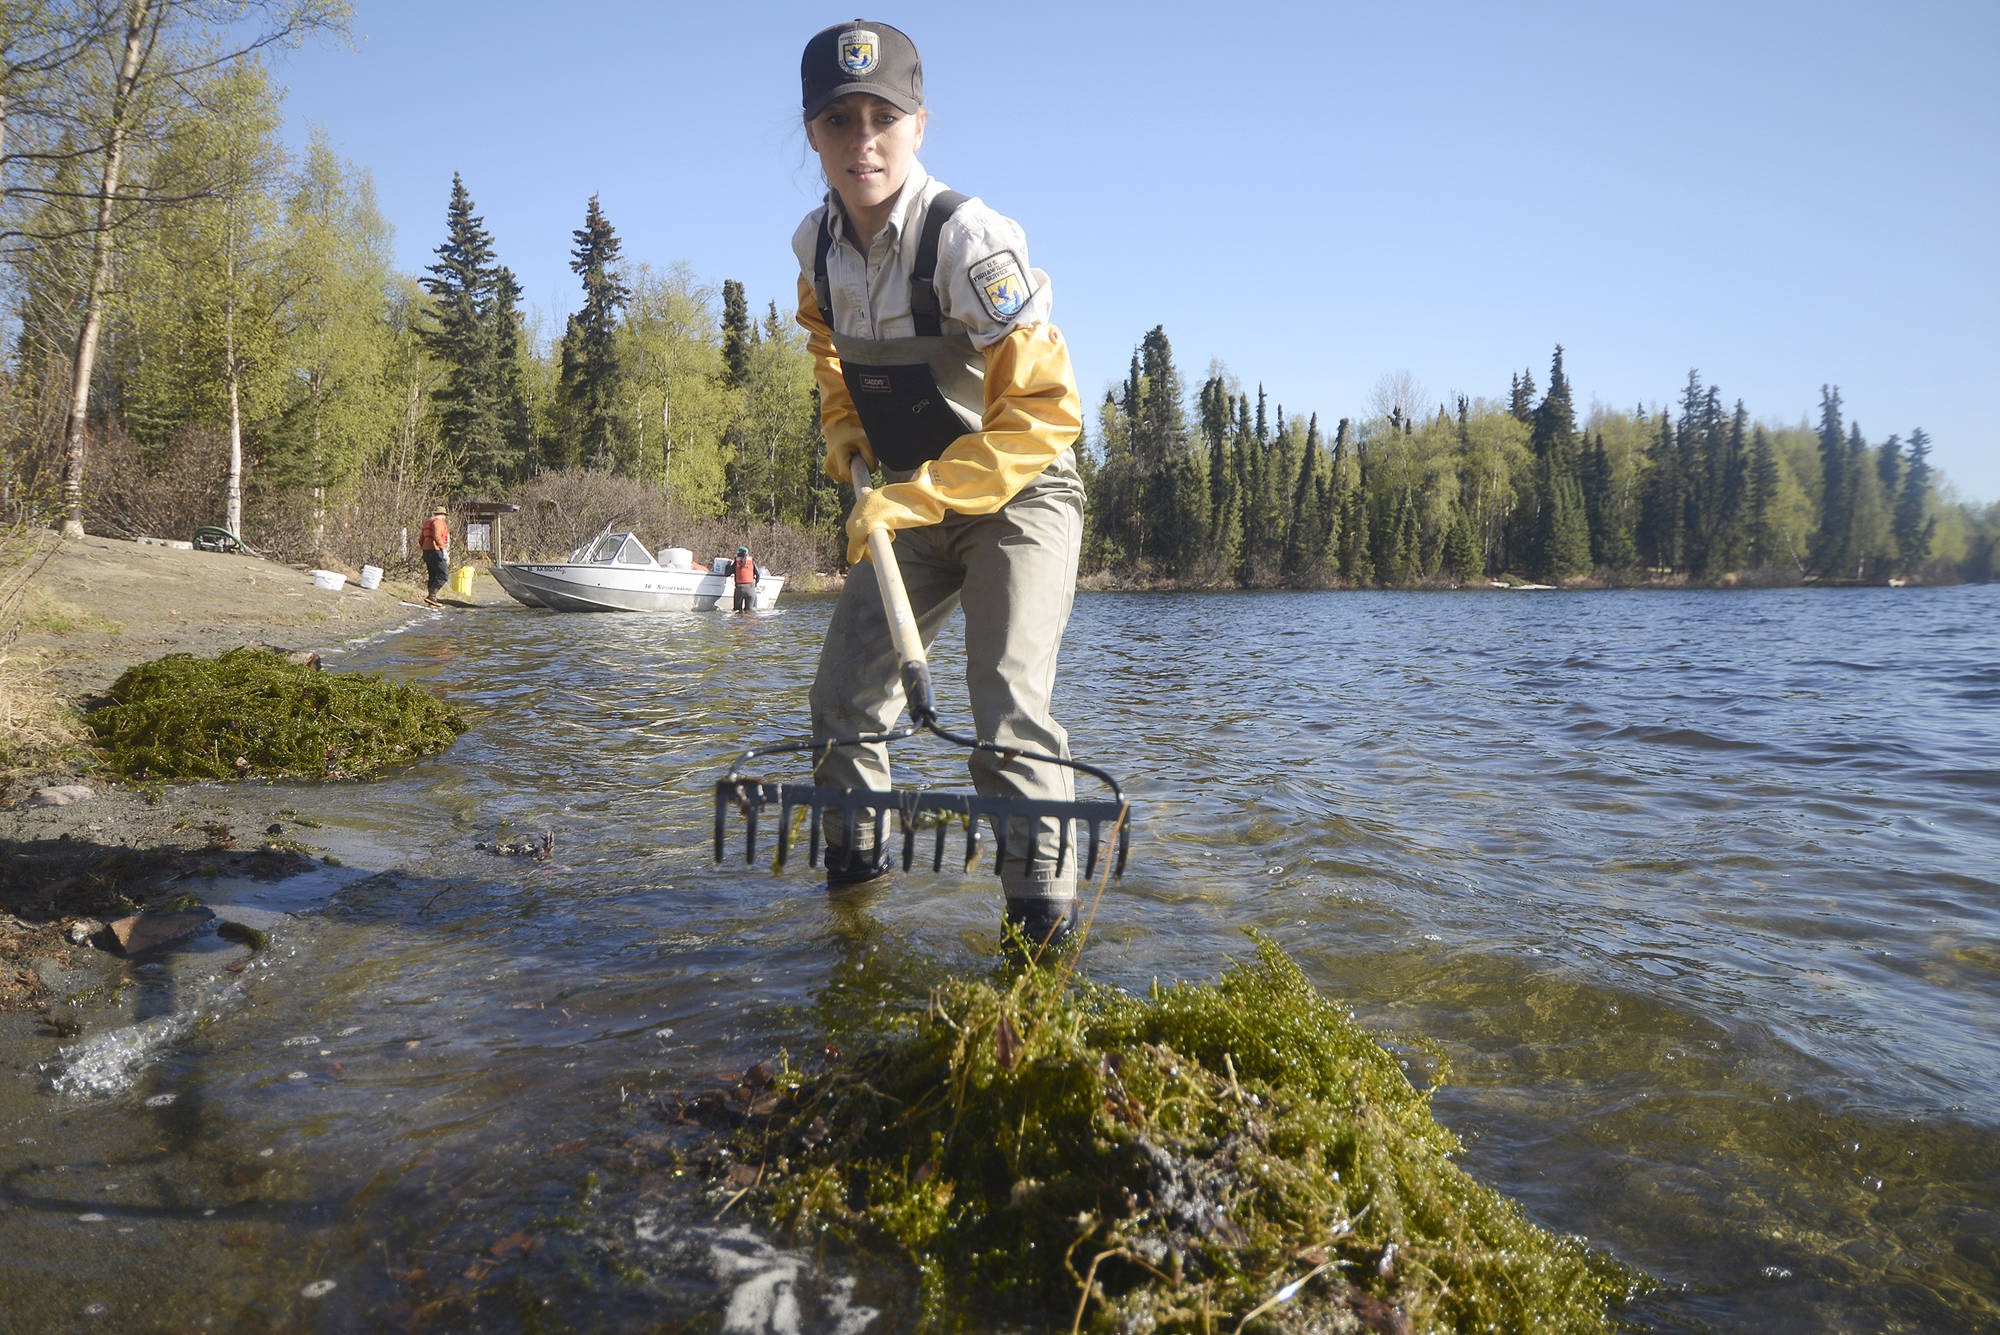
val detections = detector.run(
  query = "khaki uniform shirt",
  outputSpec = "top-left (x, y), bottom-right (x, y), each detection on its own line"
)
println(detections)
top-left (790, 165), bottom-right (1055, 348)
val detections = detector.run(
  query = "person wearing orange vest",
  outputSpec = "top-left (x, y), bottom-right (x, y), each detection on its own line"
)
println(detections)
top-left (419, 507), bottom-right (450, 606)
top-left (727, 545), bottom-right (758, 612)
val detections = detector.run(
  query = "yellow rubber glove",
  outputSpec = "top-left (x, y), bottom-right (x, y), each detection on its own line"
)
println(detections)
top-left (795, 276), bottom-right (874, 484)
top-left (841, 322), bottom-right (1082, 565)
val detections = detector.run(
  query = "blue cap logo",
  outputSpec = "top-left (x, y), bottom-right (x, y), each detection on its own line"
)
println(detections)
top-left (840, 32), bottom-right (878, 74)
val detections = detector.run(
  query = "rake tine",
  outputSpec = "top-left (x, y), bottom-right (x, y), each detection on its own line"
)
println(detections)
top-left (932, 815), bottom-right (948, 873)
top-left (776, 791), bottom-right (793, 870)
top-left (872, 806), bottom-right (888, 867)
top-left (1055, 819), bottom-right (1071, 880)
top-left (841, 805), bottom-right (858, 870)
top-left (993, 819), bottom-right (1009, 877)
top-left (1115, 814), bottom-right (1131, 878)
top-left (963, 817), bottom-right (979, 872)
top-left (1083, 818), bottom-right (1101, 881)
top-left (714, 786), bottom-right (727, 864)
top-left (901, 808), bottom-right (917, 871)
top-left (743, 797), bottom-right (760, 865)
top-left (809, 800), bottom-right (823, 869)
top-left (1022, 818), bottom-right (1040, 879)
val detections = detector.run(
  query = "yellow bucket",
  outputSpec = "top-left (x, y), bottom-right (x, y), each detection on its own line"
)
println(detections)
top-left (450, 565), bottom-right (476, 598)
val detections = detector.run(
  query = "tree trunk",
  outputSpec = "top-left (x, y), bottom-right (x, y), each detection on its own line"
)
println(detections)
top-left (223, 214), bottom-right (245, 537)
top-left (58, 0), bottom-right (155, 539)
top-left (309, 371), bottom-right (325, 549)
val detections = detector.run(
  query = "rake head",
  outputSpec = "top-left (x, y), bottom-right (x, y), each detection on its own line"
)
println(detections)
top-left (714, 777), bottom-right (1131, 883)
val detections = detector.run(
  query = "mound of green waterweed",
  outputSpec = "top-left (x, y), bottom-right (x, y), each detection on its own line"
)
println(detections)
top-left (732, 933), bottom-right (1644, 1333)
top-left (87, 647), bottom-right (466, 781)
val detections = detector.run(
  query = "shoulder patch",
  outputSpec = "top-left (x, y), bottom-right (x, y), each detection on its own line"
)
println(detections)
top-left (968, 250), bottom-right (1032, 322)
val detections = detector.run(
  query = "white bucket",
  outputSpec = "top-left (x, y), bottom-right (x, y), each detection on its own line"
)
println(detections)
top-left (712, 557), bottom-right (730, 574)
top-left (661, 546), bottom-right (693, 571)
top-left (311, 569), bottom-right (346, 591)
top-left (357, 564), bottom-right (383, 589)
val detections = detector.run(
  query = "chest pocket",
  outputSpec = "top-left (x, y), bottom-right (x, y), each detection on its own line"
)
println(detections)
top-left (839, 361), bottom-right (972, 471)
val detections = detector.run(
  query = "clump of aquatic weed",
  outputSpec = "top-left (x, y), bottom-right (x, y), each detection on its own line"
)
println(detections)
top-left (729, 932), bottom-right (1646, 1333)
top-left (86, 647), bottom-right (467, 781)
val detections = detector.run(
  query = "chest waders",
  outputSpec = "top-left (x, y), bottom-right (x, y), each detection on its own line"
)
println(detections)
top-left (811, 191), bottom-right (984, 479)
top-left (714, 197), bottom-right (1131, 897)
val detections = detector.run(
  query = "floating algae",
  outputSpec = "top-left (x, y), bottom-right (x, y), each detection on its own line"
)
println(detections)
top-left (727, 933), bottom-right (1645, 1333)
top-left (86, 647), bottom-right (467, 781)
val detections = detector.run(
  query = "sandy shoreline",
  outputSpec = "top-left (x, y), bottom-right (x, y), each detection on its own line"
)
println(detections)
top-left (5, 531), bottom-right (452, 702)
top-left (0, 531), bottom-right (465, 1011)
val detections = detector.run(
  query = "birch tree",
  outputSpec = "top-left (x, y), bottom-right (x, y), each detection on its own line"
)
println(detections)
top-left (52, 0), bottom-right (346, 539)
top-left (271, 128), bottom-right (394, 546)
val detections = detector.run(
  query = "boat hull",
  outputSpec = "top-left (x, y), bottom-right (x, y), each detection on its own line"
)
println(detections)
top-left (496, 562), bottom-right (784, 613)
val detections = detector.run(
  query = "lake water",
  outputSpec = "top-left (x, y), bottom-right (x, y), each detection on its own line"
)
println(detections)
top-left (6, 585), bottom-right (1998, 1332)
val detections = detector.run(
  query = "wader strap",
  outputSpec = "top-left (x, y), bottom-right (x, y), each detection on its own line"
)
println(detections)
top-left (909, 190), bottom-right (968, 337)
top-left (813, 213), bottom-right (834, 326)
top-left (814, 190), bottom-right (971, 335)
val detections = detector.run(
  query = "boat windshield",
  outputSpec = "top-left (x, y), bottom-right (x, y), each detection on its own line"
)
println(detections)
top-left (582, 533), bottom-right (653, 566)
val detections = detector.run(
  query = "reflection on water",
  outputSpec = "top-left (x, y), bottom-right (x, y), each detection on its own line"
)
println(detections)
top-left (5, 586), bottom-right (1999, 1331)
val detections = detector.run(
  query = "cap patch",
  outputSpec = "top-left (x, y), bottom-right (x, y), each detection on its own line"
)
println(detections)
top-left (840, 31), bottom-right (879, 74)
top-left (969, 251), bottom-right (1031, 321)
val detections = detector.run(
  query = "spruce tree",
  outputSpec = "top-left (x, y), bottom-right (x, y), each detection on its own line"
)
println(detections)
top-left (418, 173), bottom-right (506, 490)
top-left (564, 194), bottom-right (632, 470)
top-left (1529, 345), bottom-right (1588, 581)
top-left (720, 280), bottom-right (751, 389)
top-left (1811, 385), bottom-right (1849, 577)
top-left (1876, 432), bottom-right (1902, 500)
top-left (1588, 432), bottom-right (1634, 572)
top-left (1637, 411), bottom-right (1681, 571)
top-left (1132, 326), bottom-right (1194, 572)
top-left (1200, 377), bottom-right (1242, 578)
top-left (1746, 425), bottom-right (1779, 569)
top-left (1444, 501), bottom-right (1482, 583)
top-left (1675, 372), bottom-right (1711, 574)
top-left (1341, 444), bottom-right (1374, 586)
top-left (1281, 413), bottom-right (1325, 583)
top-left (1319, 418), bottom-right (1351, 580)
top-left (1894, 427), bottom-right (1935, 573)
top-left (1233, 395), bottom-right (1265, 585)
top-left (491, 265), bottom-right (534, 477)
top-left (1509, 368), bottom-right (1537, 424)
top-left (1712, 399), bottom-right (1749, 575)
top-left (1842, 419), bottom-right (1871, 579)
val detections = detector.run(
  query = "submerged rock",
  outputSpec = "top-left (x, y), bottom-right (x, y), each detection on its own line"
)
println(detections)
top-left (102, 906), bottom-right (216, 955)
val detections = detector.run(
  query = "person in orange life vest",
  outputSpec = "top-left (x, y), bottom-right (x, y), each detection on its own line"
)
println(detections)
top-left (419, 507), bottom-right (450, 606)
top-left (726, 545), bottom-right (758, 611)
top-left (794, 20), bottom-right (1087, 945)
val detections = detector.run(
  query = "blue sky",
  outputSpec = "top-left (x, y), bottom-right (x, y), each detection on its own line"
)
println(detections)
top-left (271, 0), bottom-right (1999, 502)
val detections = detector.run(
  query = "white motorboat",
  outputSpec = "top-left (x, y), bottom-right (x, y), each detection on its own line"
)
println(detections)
top-left (494, 532), bottom-right (784, 613)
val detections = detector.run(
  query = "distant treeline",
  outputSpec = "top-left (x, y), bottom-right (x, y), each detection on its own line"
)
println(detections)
top-left (1083, 330), bottom-right (1998, 589)
top-left (4, 17), bottom-right (1992, 585)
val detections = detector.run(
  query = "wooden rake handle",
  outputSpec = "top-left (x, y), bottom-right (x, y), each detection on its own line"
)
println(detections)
top-left (850, 459), bottom-right (937, 723)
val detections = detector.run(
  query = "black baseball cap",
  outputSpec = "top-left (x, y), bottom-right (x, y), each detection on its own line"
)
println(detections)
top-left (801, 20), bottom-right (923, 118)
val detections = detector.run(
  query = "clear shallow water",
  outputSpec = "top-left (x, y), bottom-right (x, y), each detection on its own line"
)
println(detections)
top-left (4, 586), bottom-right (1997, 1332)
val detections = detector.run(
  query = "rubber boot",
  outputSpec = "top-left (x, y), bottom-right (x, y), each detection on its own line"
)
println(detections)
top-left (824, 843), bottom-right (894, 894)
top-left (1003, 897), bottom-right (1078, 958)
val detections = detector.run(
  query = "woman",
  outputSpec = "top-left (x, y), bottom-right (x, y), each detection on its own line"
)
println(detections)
top-left (793, 19), bottom-right (1086, 942)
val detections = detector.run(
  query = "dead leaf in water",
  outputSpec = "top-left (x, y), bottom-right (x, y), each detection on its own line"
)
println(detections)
top-left (995, 1014), bottom-right (1022, 1071)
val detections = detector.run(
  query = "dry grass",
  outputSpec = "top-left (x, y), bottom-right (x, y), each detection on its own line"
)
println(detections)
top-left (0, 527), bottom-right (95, 782)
